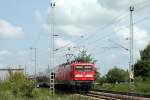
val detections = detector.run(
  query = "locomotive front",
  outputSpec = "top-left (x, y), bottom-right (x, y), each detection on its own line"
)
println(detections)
top-left (72, 63), bottom-right (95, 91)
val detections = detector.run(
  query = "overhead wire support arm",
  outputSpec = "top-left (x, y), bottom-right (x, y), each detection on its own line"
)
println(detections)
top-left (108, 39), bottom-right (129, 51)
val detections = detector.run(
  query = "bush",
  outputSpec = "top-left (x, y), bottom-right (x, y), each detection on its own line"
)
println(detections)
top-left (9, 72), bottom-right (36, 97)
top-left (98, 76), bottom-right (107, 85)
top-left (106, 67), bottom-right (129, 83)
top-left (134, 76), bottom-right (143, 82)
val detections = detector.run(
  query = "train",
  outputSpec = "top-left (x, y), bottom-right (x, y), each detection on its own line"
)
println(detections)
top-left (55, 60), bottom-right (95, 91)
top-left (37, 60), bottom-right (95, 92)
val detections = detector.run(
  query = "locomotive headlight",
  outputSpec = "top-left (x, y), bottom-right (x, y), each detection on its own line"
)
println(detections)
top-left (86, 75), bottom-right (93, 77)
top-left (75, 75), bottom-right (82, 77)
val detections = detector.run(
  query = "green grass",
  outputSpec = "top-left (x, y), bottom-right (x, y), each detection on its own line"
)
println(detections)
top-left (0, 82), bottom-right (71, 100)
top-left (0, 88), bottom-right (75, 100)
top-left (0, 73), bottom-right (86, 100)
top-left (95, 82), bottom-right (150, 94)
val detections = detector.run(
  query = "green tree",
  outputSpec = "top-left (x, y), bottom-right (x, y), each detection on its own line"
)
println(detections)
top-left (134, 60), bottom-right (150, 80)
top-left (75, 49), bottom-right (93, 63)
top-left (106, 67), bottom-right (129, 83)
top-left (140, 43), bottom-right (150, 61)
top-left (134, 43), bottom-right (150, 79)
top-left (95, 68), bottom-right (101, 82)
top-left (99, 76), bottom-right (107, 85)
top-left (75, 49), bottom-right (101, 81)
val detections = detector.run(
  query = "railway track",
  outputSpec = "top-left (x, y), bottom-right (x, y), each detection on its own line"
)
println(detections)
top-left (80, 90), bottom-right (150, 100)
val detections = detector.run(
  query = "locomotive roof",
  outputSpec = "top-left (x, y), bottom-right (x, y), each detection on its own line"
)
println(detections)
top-left (59, 60), bottom-right (94, 66)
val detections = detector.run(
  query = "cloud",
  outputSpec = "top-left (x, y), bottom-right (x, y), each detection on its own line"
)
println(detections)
top-left (44, 0), bottom-right (120, 37)
top-left (55, 38), bottom-right (74, 48)
top-left (0, 50), bottom-right (11, 56)
top-left (0, 19), bottom-right (24, 39)
top-left (98, 0), bottom-right (129, 10)
top-left (42, 24), bottom-right (84, 37)
top-left (98, 0), bottom-right (149, 10)
top-left (57, 25), bottom-right (84, 36)
top-left (37, 0), bottom-right (150, 75)
top-left (17, 51), bottom-right (28, 56)
top-left (114, 25), bottom-right (148, 47)
top-left (113, 25), bottom-right (149, 64)
top-left (42, 24), bottom-right (49, 33)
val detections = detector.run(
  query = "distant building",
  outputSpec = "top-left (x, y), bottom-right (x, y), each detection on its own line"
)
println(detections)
top-left (0, 68), bottom-right (24, 81)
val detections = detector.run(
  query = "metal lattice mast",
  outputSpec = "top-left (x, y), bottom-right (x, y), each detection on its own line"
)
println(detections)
top-left (49, 0), bottom-right (55, 95)
top-left (30, 48), bottom-right (37, 82)
top-left (129, 6), bottom-right (134, 84)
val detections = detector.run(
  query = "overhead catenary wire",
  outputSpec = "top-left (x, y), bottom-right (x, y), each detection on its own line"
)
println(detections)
top-left (84, 1), bottom-right (150, 46)
top-left (88, 12), bottom-right (150, 53)
top-left (50, 0), bottom-right (150, 66)
top-left (54, 0), bottom-right (150, 54)
top-left (26, 0), bottom-right (150, 54)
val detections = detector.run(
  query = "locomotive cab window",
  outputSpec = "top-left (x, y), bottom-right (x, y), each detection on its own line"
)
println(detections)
top-left (84, 66), bottom-right (92, 72)
top-left (75, 65), bottom-right (92, 72)
top-left (75, 66), bottom-right (83, 71)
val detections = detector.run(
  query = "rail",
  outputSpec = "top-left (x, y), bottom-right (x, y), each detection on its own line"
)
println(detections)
top-left (80, 89), bottom-right (150, 100)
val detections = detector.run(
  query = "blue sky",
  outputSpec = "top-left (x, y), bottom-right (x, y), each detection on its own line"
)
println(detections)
top-left (0, 0), bottom-right (49, 49)
top-left (0, 0), bottom-right (150, 75)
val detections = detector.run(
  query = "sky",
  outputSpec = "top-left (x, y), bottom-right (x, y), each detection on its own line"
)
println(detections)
top-left (0, 0), bottom-right (150, 75)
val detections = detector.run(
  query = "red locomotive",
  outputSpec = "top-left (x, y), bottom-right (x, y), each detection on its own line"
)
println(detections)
top-left (55, 60), bottom-right (95, 91)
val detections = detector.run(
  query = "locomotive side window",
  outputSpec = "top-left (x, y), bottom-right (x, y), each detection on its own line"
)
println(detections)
top-left (75, 66), bottom-right (83, 71)
top-left (84, 66), bottom-right (92, 72)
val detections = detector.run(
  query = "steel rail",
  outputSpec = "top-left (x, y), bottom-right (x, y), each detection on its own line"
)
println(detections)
top-left (84, 90), bottom-right (150, 100)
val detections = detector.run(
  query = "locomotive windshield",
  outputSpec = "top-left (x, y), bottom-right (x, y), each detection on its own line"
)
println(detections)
top-left (76, 66), bottom-right (83, 71)
top-left (84, 66), bottom-right (92, 72)
top-left (75, 65), bottom-right (92, 72)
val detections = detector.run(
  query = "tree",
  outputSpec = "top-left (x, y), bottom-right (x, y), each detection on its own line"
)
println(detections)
top-left (134, 60), bottom-right (150, 80)
top-left (94, 68), bottom-right (101, 81)
top-left (75, 49), bottom-right (101, 81)
top-left (140, 43), bottom-right (150, 61)
top-left (134, 43), bottom-right (150, 79)
top-left (75, 49), bottom-right (93, 63)
top-left (99, 76), bottom-right (107, 85)
top-left (106, 67), bottom-right (129, 83)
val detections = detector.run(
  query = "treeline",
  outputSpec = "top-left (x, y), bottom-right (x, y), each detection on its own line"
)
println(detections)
top-left (95, 67), bottom-right (129, 84)
top-left (94, 43), bottom-right (150, 94)
top-left (96, 43), bottom-right (150, 84)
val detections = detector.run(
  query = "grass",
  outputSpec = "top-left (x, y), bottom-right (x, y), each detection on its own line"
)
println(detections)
top-left (0, 82), bottom-right (74, 100)
top-left (0, 83), bottom-right (85, 100)
top-left (0, 88), bottom-right (75, 100)
top-left (95, 82), bottom-right (150, 94)
top-left (0, 73), bottom-right (88, 100)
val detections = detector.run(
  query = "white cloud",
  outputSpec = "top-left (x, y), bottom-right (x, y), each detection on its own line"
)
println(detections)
top-left (17, 51), bottom-right (28, 56)
top-left (0, 50), bottom-right (11, 56)
top-left (0, 19), bottom-right (24, 39)
top-left (57, 25), bottom-right (84, 36)
top-left (55, 38), bottom-right (74, 48)
top-left (113, 25), bottom-right (149, 65)
top-left (114, 25), bottom-right (148, 47)
top-left (42, 24), bottom-right (84, 37)
top-left (42, 24), bottom-right (50, 33)
top-left (99, 0), bottom-right (149, 10)
top-left (44, 0), bottom-right (120, 37)
top-left (37, 0), bottom-right (150, 75)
